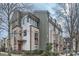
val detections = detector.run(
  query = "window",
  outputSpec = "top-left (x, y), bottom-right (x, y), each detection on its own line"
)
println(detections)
top-left (35, 38), bottom-right (38, 45)
top-left (19, 30), bottom-right (22, 36)
top-left (23, 30), bottom-right (27, 36)
top-left (14, 35), bottom-right (16, 50)
top-left (22, 18), bottom-right (25, 25)
top-left (37, 22), bottom-right (39, 27)
top-left (14, 31), bottom-right (17, 46)
top-left (35, 32), bottom-right (38, 45)
top-left (14, 31), bottom-right (16, 35)
top-left (20, 33), bottom-right (21, 36)
top-left (27, 17), bottom-right (29, 22)
top-left (35, 32), bottom-right (38, 38)
top-left (54, 26), bottom-right (55, 31)
top-left (30, 19), bottom-right (38, 27)
top-left (14, 36), bottom-right (16, 45)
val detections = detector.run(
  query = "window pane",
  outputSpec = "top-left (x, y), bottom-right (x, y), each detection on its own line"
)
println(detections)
top-left (27, 17), bottom-right (29, 22)
top-left (35, 32), bottom-right (38, 45)
top-left (35, 33), bottom-right (38, 38)
top-left (22, 19), bottom-right (24, 25)
top-left (24, 30), bottom-right (27, 36)
top-left (35, 38), bottom-right (38, 45)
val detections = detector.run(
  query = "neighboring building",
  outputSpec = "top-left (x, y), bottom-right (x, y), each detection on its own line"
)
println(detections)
top-left (74, 32), bottom-right (79, 53)
top-left (64, 38), bottom-right (71, 54)
top-left (10, 10), bottom-right (62, 53)
top-left (0, 38), bottom-right (8, 52)
top-left (4, 38), bottom-right (8, 51)
top-left (0, 39), bottom-right (5, 51)
top-left (59, 36), bottom-right (64, 54)
top-left (68, 3), bottom-right (79, 53)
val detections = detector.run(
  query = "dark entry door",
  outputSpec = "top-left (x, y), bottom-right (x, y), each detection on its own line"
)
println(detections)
top-left (18, 44), bottom-right (22, 51)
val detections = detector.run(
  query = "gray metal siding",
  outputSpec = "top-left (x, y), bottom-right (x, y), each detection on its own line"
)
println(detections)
top-left (34, 11), bottom-right (49, 50)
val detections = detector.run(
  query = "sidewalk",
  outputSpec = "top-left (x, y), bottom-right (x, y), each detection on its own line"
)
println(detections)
top-left (0, 52), bottom-right (22, 56)
top-left (0, 52), bottom-right (8, 56)
top-left (59, 54), bottom-right (66, 56)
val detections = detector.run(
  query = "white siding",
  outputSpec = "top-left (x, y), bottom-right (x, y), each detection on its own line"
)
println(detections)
top-left (21, 15), bottom-right (30, 50)
top-left (49, 22), bottom-right (55, 52)
top-left (30, 18), bottom-right (37, 27)
top-left (21, 15), bottom-right (38, 50)
top-left (30, 26), bottom-right (39, 50)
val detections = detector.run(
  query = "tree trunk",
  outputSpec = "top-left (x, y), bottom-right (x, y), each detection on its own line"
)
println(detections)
top-left (75, 38), bottom-right (78, 54)
top-left (70, 37), bottom-right (73, 55)
top-left (7, 3), bottom-right (11, 56)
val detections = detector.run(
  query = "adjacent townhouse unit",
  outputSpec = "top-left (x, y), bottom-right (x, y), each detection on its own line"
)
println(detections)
top-left (0, 37), bottom-right (8, 52)
top-left (10, 10), bottom-right (62, 53)
top-left (63, 38), bottom-right (71, 54)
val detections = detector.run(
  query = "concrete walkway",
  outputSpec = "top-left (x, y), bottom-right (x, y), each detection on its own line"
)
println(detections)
top-left (0, 52), bottom-right (22, 56)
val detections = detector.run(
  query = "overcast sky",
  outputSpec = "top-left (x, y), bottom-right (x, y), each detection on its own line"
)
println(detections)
top-left (32, 3), bottom-right (57, 17)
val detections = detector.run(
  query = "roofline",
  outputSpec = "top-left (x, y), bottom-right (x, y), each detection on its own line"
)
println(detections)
top-left (12, 10), bottom-right (40, 22)
top-left (49, 18), bottom-right (62, 32)
top-left (32, 10), bottom-right (49, 13)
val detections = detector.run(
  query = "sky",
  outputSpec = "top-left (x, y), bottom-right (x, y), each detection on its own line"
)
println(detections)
top-left (32, 3), bottom-right (57, 17)
top-left (0, 3), bottom-right (65, 39)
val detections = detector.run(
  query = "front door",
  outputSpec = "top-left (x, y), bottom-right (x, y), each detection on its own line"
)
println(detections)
top-left (18, 44), bottom-right (22, 51)
top-left (18, 41), bottom-right (22, 51)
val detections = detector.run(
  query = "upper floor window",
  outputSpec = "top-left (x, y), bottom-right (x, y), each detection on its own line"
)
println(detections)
top-left (22, 16), bottom-right (29, 25)
top-left (23, 30), bottom-right (27, 36)
top-left (37, 22), bottom-right (39, 27)
top-left (54, 26), bottom-right (55, 31)
top-left (22, 18), bottom-right (25, 25)
top-left (27, 17), bottom-right (29, 22)
top-left (30, 19), bottom-right (37, 27)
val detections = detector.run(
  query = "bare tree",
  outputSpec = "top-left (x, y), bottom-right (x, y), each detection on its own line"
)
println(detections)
top-left (53, 3), bottom-right (79, 55)
top-left (0, 3), bottom-right (33, 55)
top-left (73, 4), bottom-right (79, 54)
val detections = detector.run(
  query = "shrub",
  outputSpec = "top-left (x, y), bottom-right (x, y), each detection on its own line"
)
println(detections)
top-left (22, 50), bottom-right (44, 56)
top-left (41, 51), bottom-right (58, 56)
top-left (41, 43), bottom-right (53, 56)
top-left (23, 51), bottom-right (31, 55)
top-left (46, 43), bottom-right (52, 51)
top-left (52, 52), bottom-right (59, 56)
top-left (41, 51), bottom-right (48, 56)
top-left (33, 50), bottom-right (38, 54)
top-left (70, 53), bottom-right (73, 56)
top-left (11, 51), bottom-right (22, 54)
top-left (38, 50), bottom-right (44, 54)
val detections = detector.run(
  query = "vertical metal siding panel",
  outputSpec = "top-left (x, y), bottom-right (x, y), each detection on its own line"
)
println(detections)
top-left (34, 11), bottom-right (49, 50)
